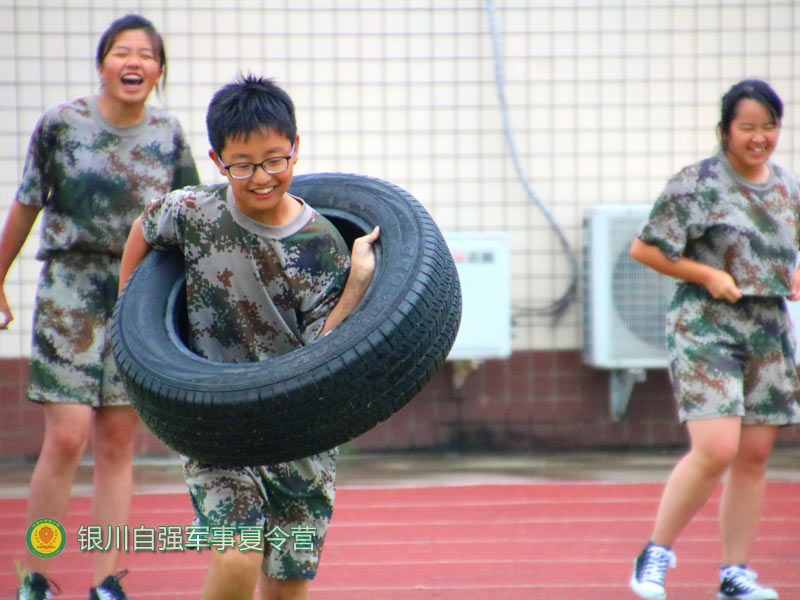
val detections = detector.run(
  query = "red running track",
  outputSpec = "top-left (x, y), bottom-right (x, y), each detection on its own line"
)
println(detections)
top-left (1, 482), bottom-right (798, 599)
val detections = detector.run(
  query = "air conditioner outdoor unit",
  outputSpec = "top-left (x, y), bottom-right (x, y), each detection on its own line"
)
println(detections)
top-left (582, 204), bottom-right (676, 420)
top-left (445, 231), bottom-right (511, 362)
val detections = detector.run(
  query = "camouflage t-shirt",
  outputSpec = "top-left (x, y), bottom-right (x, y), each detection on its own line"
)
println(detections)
top-left (140, 183), bottom-right (350, 362)
top-left (16, 95), bottom-right (199, 259)
top-left (639, 153), bottom-right (800, 296)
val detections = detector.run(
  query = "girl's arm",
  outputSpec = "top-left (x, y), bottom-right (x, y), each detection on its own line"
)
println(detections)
top-left (789, 264), bottom-right (800, 301)
top-left (629, 237), bottom-right (742, 303)
top-left (0, 200), bottom-right (41, 329)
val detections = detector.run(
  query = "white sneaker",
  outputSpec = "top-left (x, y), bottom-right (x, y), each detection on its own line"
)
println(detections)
top-left (717, 565), bottom-right (778, 600)
top-left (630, 542), bottom-right (676, 600)
top-left (16, 572), bottom-right (55, 600)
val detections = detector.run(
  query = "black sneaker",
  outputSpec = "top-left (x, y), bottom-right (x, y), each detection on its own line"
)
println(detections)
top-left (17, 572), bottom-right (59, 600)
top-left (717, 565), bottom-right (778, 600)
top-left (89, 570), bottom-right (133, 600)
top-left (629, 541), bottom-right (676, 600)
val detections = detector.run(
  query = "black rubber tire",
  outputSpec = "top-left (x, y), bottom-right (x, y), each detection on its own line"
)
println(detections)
top-left (111, 173), bottom-right (462, 466)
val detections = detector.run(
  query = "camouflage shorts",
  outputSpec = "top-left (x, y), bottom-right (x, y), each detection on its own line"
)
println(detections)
top-left (184, 448), bottom-right (338, 580)
top-left (667, 285), bottom-right (800, 425)
top-left (28, 253), bottom-right (129, 407)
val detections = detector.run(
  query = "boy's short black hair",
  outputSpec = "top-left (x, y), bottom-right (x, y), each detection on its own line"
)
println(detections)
top-left (206, 74), bottom-right (297, 156)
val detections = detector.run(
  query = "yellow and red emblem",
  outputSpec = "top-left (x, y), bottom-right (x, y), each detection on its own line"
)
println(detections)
top-left (26, 518), bottom-right (66, 559)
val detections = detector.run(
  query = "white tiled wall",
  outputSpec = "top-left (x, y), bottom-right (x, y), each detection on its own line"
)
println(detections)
top-left (1, 1), bottom-right (799, 358)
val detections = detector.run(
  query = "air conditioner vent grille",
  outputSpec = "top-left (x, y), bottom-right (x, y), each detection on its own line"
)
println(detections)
top-left (582, 205), bottom-right (675, 369)
top-left (610, 222), bottom-right (673, 349)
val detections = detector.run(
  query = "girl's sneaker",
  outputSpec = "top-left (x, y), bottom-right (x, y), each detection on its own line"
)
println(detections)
top-left (89, 570), bottom-right (133, 600)
top-left (630, 541), bottom-right (676, 600)
top-left (17, 572), bottom-right (59, 600)
top-left (717, 565), bottom-right (778, 600)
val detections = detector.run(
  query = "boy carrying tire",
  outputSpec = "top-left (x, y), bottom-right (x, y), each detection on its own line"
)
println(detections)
top-left (118, 74), bottom-right (379, 600)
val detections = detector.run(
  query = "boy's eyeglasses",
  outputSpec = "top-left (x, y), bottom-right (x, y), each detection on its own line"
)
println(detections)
top-left (221, 143), bottom-right (296, 179)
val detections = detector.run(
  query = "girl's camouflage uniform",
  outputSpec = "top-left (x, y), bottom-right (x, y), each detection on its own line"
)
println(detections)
top-left (16, 96), bottom-right (198, 407)
top-left (639, 153), bottom-right (800, 424)
top-left (141, 183), bottom-right (350, 579)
